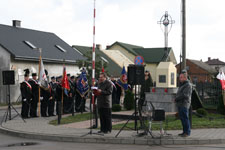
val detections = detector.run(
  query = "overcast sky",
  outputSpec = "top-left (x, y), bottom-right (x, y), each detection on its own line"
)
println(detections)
top-left (0, 0), bottom-right (225, 63)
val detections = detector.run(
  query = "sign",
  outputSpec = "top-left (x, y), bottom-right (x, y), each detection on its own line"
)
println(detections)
top-left (134, 56), bottom-right (144, 65)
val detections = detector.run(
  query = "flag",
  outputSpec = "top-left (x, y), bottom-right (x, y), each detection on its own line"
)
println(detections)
top-left (38, 56), bottom-right (48, 89)
top-left (101, 66), bottom-right (105, 73)
top-left (76, 68), bottom-right (89, 97)
top-left (217, 70), bottom-right (225, 90)
top-left (62, 66), bottom-right (70, 90)
top-left (117, 66), bottom-right (128, 90)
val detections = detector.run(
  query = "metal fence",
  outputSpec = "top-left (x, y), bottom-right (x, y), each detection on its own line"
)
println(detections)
top-left (194, 79), bottom-right (222, 106)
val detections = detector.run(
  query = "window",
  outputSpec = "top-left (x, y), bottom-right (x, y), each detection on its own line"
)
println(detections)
top-left (23, 41), bottom-right (37, 49)
top-left (55, 45), bottom-right (66, 52)
top-left (171, 72), bottom-right (175, 85)
top-left (101, 56), bottom-right (109, 63)
top-left (159, 75), bottom-right (166, 83)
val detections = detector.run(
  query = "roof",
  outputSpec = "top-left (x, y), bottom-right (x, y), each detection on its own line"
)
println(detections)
top-left (0, 24), bottom-right (85, 63)
top-left (106, 41), bottom-right (143, 56)
top-left (205, 58), bottom-right (225, 65)
top-left (73, 45), bottom-right (122, 77)
top-left (133, 47), bottom-right (172, 63)
top-left (189, 59), bottom-right (217, 74)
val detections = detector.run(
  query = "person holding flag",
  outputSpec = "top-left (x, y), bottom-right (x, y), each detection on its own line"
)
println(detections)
top-left (61, 65), bottom-right (70, 114)
top-left (117, 66), bottom-right (128, 91)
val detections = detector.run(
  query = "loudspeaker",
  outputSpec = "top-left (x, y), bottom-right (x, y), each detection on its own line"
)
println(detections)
top-left (128, 65), bottom-right (144, 85)
top-left (153, 109), bottom-right (165, 121)
top-left (2, 70), bottom-right (15, 85)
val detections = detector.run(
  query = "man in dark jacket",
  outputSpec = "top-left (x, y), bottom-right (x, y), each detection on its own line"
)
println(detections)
top-left (95, 72), bottom-right (113, 134)
top-left (175, 70), bottom-right (192, 137)
top-left (28, 73), bottom-right (39, 117)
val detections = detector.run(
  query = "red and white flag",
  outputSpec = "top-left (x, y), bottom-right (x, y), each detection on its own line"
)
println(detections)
top-left (216, 70), bottom-right (225, 90)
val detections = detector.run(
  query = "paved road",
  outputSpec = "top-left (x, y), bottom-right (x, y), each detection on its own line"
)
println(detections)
top-left (1, 132), bottom-right (225, 150)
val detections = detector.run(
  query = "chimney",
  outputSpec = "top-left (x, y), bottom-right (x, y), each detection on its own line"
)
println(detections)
top-left (96, 44), bottom-right (102, 50)
top-left (12, 20), bottom-right (21, 28)
top-left (208, 57), bottom-right (211, 61)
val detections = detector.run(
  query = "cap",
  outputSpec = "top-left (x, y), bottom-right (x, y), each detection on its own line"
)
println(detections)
top-left (51, 76), bottom-right (55, 80)
top-left (67, 73), bottom-right (70, 77)
top-left (71, 76), bottom-right (75, 79)
top-left (32, 73), bottom-right (37, 76)
top-left (44, 69), bottom-right (48, 76)
top-left (24, 68), bottom-right (30, 77)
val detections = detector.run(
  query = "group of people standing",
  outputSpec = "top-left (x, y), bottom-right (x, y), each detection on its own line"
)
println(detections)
top-left (20, 69), bottom-right (87, 119)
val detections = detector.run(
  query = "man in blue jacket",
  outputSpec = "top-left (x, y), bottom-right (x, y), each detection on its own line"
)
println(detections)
top-left (175, 70), bottom-right (192, 137)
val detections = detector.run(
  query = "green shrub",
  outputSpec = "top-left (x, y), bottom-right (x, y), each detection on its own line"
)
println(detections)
top-left (196, 108), bottom-right (208, 117)
top-left (112, 104), bottom-right (122, 112)
top-left (123, 89), bottom-right (134, 110)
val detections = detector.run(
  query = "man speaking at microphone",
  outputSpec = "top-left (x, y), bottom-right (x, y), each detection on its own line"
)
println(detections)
top-left (94, 72), bottom-right (113, 134)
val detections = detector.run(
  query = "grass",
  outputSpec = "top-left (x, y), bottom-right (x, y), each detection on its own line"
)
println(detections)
top-left (112, 113), bottom-right (225, 130)
top-left (49, 112), bottom-right (225, 130)
top-left (49, 113), bottom-right (91, 125)
top-left (0, 102), bottom-right (21, 107)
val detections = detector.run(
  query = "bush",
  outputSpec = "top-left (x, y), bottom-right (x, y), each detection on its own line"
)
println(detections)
top-left (123, 89), bottom-right (134, 110)
top-left (112, 104), bottom-right (122, 112)
top-left (196, 108), bottom-right (208, 117)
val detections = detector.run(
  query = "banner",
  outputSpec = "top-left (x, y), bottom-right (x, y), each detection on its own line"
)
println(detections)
top-left (117, 66), bottom-right (128, 90)
top-left (62, 66), bottom-right (70, 90)
top-left (76, 68), bottom-right (89, 97)
top-left (38, 56), bottom-right (48, 89)
top-left (217, 71), bottom-right (225, 90)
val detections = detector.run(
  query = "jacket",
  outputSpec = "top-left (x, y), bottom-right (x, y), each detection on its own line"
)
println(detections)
top-left (175, 80), bottom-right (192, 109)
top-left (97, 79), bottom-right (113, 108)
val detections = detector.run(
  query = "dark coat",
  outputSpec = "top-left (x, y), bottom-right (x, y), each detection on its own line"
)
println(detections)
top-left (97, 79), bottom-right (113, 108)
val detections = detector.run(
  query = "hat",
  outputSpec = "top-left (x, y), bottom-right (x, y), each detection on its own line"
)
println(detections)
top-left (44, 69), bottom-right (48, 76)
top-left (32, 73), bottom-right (37, 76)
top-left (67, 73), bottom-right (70, 77)
top-left (51, 76), bottom-right (55, 80)
top-left (71, 76), bottom-right (75, 79)
top-left (24, 68), bottom-right (30, 77)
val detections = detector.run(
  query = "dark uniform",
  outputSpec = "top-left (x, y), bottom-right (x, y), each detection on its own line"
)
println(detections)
top-left (48, 79), bottom-right (57, 116)
top-left (28, 77), bottom-right (39, 117)
top-left (20, 80), bottom-right (32, 118)
top-left (56, 81), bottom-right (63, 115)
top-left (40, 87), bottom-right (50, 117)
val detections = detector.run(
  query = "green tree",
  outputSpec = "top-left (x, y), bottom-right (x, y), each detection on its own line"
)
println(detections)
top-left (77, 51), bottom-right (108, 85)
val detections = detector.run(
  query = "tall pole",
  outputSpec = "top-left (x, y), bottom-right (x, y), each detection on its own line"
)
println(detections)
top-left (91, 0), bottom-right (96, 132)
top-left (181, 0), bottom-right (186, 70)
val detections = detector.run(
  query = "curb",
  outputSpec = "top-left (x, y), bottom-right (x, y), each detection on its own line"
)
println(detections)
top-left (1, 126), bottom-right (225, 145)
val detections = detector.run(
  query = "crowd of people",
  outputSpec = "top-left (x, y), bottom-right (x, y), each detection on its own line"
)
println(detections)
top-left (20, 69), bottom-right (88, 119)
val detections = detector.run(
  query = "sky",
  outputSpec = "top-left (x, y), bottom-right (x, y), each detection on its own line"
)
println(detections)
top-left (0, 0), bottom-right (225, 63)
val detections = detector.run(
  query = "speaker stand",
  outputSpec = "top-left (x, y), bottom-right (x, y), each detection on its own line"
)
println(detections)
top-left (1, 85), bottom-right (25, 125)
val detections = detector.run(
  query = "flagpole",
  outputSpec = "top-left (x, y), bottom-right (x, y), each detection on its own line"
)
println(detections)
top-left (38, 48), bottom-right (42, 117)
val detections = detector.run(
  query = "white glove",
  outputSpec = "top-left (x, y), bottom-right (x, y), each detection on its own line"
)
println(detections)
top-left (23, 99), bottom-right (26, 102)
top-left (40, 97), bottom-right (43, 101)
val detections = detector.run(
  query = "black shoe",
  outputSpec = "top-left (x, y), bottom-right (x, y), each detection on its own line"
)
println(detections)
top-left (104, 131), bottom-right (111, 134)
top-left (98, 131), bottom-right (103, 133)
top-left (181, 133), bottom-right (190, 137)
top-left (178, 133), bottom-right (184, 136)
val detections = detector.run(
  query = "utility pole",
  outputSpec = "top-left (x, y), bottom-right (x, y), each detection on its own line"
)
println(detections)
top-left (181, 0), bottom-right (186, 70)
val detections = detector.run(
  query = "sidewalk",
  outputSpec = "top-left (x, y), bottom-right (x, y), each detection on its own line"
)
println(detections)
top-left (1, 112), bottom-right (225, 145)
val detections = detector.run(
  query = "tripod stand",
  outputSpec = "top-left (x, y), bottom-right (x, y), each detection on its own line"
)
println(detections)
top-left (81, 92), bottom-right (103, 137)
top-left (1, 84), bottom-right (25, 124)
top-left (115, 85), bottom-right (139, 138)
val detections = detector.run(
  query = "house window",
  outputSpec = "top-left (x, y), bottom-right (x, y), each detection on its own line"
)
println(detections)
top-left (23, 41), bottom-right (37, 49)
top-left (159, 75), bottom-right (166, 83)
top-left (100, 56), bottom-right (109, 63)
top-left (55, 45), bottom-right (66, 52)
top-left (171, 72), bottom-right (175, 85)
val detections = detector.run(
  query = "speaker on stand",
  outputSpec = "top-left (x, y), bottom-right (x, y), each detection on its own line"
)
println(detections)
top-left (1, 70), bottom-right (25, 124)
